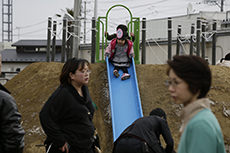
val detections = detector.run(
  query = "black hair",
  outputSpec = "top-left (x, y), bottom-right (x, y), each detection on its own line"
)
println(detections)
top-left (116, 24), bottom-right (128, 31)
top-left (220, 53), bottom-right (230, 62)
top-left (149, 108), bottom-right (167, 120)
top-left (167, 55), bottom-right (211, 99)
top-left (59, 58), bottom-right (90, 85)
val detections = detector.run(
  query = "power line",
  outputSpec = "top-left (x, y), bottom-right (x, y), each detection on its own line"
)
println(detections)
top-left (16, 28), bottom-right (46, 36)
top-left (15, 19), bottom-right (47, 29)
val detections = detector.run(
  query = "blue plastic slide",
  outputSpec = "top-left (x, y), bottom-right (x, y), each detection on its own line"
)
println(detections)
top-left (106, 57), bottom-right (143, 141)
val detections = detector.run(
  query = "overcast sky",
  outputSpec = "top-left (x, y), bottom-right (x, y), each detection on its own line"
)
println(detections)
top-left (1, 0), bottom-right (229, 42)
top-left (13, 0), bottom-right (74, 41)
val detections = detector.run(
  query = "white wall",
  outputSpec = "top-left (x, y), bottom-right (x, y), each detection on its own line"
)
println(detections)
top-left (145, 11), bottom-right (226, 40)
top-left (1, 63), bottom-right (29, 72)
top-left (0, 62), bottom-right (30, 84)
top-left (0, 42), bottom-right (15, 51)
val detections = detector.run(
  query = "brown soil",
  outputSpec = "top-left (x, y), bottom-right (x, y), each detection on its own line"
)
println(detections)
top-left (4, 62), bottom-right (230, 153)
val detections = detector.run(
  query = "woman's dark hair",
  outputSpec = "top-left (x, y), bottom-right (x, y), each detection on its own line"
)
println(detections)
top-left (60, 58), bottom-right (90, 85)
top-left (220, 53), bottom-right (230, 62)
top-left (167, 55), bottom-right (211, 99)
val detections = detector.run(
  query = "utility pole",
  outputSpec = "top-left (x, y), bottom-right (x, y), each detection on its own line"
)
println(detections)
top-left (221, 0), bottom-right (224, 12)
top-left (73, 0), bottom-right (82, 58)
top-left (84, 1), bottom-right (86, 44)
top-left (94, 0), bottom-right (98, 19)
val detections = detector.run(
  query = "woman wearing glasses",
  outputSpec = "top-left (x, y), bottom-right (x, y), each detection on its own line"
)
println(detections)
top-left (166, 55), bottom-right (226, 153)
top-left (40, 58), bottom-right (99, 153)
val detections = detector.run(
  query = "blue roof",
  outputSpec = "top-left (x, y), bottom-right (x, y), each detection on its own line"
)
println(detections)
top-left (12, 39), bottom-right (62, 47)
top-left (1, 49), bottom-right (61, 63)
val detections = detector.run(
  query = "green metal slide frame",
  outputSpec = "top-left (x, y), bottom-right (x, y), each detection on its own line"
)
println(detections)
top-left (95, 4), bottom-right (140, 64)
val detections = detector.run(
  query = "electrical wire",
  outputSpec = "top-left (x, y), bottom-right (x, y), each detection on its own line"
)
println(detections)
top-left (146, 40), bottom-right (165, 64)
top-left (14, 19), bottom-right (47, 29)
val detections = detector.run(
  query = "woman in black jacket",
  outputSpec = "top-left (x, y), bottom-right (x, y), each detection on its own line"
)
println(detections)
top-left (40, 58), bottom-right (97, 153)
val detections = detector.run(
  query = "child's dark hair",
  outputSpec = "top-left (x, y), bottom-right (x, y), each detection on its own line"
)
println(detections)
top-left (167, 55), bottom-right (211, 99)
top-left (60, 58), bottom-right (90, 85)
top-left (116, 24), bottom-right (127, 31)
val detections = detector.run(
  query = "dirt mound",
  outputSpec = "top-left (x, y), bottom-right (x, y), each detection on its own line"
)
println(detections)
top-left (4, 62), bottom-right (230, 153)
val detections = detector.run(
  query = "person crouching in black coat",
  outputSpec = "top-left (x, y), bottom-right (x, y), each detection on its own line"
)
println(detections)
top-left (113, 108), bottom-right (175, 153)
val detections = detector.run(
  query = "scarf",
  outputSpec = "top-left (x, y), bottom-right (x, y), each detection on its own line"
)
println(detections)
top-left (179, 98), bottom-right (212, 134)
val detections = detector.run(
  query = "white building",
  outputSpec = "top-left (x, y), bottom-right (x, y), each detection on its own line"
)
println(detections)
top-left (142, 11), bottom-right (230, 64)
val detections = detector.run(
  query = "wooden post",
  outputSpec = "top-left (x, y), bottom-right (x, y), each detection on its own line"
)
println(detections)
top-left (190, 23), bottom-right (195, 55)
top-left (168, 17), bottom-right (172, 60)
top-left (61, 18), bottom-right (67, 63)
top-left (46, 17), bottom-right (52, 62)
top-left (196, 17), bottom-right (201, 56)
top-left (91, 17), bottom-right (96, 63)
top-left (68, 24), bottom-right (74, 59)
top-left (66, 24), bottom-right (71, 60)
top-left (212, 21), bottom-right (217, 65)
top-left (51, 20), bottom-right (57, 62)
top-left (201, 22), bottom-right (206, 59)
top-left (141, 18), bottom-right (146, 64)
top-left (176, 25), bottom-right (181, 55)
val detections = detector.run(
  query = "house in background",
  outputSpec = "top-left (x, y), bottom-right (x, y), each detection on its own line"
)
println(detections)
top-left (1, 11), bottom-right (230, 84)
top-left (0, 40), bottom-right (62, 84)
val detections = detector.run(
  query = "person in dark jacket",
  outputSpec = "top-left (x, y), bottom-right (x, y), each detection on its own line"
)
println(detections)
top-left (0, 84), bottom-right (25, 153)
top-left (113, 108), bottom-right (174, 153)
top-left (39, 58), bottom-right (100, 153)
top-left (217, 52), bottom-right (230, 67)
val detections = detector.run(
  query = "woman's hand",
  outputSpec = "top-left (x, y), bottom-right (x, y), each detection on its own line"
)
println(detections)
top-left (59, 142), bottom-right (69, 153)
top-left (95, 146), bottom-right (102, 153)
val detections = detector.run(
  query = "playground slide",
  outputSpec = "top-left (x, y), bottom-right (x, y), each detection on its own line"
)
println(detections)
top-left (106, 57), bottom-right (143, 141)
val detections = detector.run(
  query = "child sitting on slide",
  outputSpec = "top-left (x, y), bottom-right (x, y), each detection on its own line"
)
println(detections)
top-left (105, 24), bottom-right (134, 80)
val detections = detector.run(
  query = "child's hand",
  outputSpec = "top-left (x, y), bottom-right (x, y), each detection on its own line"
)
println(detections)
top-left (105, 52), bottom-right (110, 58)
top-left (105, 32), bottom-right (108, 36)
top-left (130, 32), bottom-right (134, 37)
top-left (129, 53), bottom-right (134, 58)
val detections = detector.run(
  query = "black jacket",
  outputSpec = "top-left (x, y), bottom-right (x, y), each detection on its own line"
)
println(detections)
top-left (0, 84), bottom-right (25, 153)
top-left (114, 116), bottom-right (174, 153)
top-left (39, 84), bottom-right (95, 151)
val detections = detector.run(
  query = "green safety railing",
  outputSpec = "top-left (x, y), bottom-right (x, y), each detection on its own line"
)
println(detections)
top-left (95, 4), bottom-right (140, 64)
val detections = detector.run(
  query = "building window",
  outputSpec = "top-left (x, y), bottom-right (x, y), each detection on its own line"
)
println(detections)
top-left (16, 68), bottom-right (21, 72)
